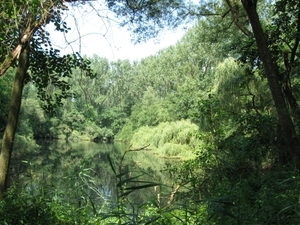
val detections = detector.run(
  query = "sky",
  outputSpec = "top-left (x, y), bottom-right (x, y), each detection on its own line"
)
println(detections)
top-left (48, 2), bottom-right (188, 62)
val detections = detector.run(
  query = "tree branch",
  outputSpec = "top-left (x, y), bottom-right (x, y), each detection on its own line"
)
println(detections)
top-left (224, 0), bottom-right (252, 37)
top-left (0, 9), bottom-right (52, 77)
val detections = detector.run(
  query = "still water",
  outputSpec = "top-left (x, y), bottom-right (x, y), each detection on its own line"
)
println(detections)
top-left (10, 140), bottom-right (176, 209)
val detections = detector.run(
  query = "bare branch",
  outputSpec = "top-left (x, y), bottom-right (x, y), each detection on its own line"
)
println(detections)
top-left (224, 0), bottom-right (252, 37)
top-left (164, 181), bottom-right (189, 208)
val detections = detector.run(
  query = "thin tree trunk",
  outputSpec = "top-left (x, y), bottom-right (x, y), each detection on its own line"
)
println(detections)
top-left (0, 4), bottom-right (54, 78)
top-left (0, 43), bottom-right (29, 199)
top-left (241, 0), bottom-right (300, 167)
top-left (282, 7), bottom-right (300, 131)
top-left (282, 84), bottom-right (300, 132)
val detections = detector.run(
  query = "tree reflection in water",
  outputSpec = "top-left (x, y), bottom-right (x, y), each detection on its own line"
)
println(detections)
top-left (9, 140), bottom-right (174, 211)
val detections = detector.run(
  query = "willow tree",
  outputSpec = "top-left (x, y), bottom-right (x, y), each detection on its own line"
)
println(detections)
top-left (0, 0), bottom-right (94, 199)
top-left (106, 0), bottom-right (300, 167)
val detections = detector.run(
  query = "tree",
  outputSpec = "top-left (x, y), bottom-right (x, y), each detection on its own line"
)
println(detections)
top-left (107, 0), bottom-right (300, 167)
top-left (0, 0), bottom-right (94, 199)
top-left (0, 45), bottom-right (30, 199)
top-left (240, 0), bottom-right (300, 166)
top-left (0, 0), bottom-right (58, 77)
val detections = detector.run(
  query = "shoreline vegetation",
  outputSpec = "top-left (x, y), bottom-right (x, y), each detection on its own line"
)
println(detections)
top-left (2, 1), bottom-right (300, 222)
top-left (3, 118), bottom-right (199, 161)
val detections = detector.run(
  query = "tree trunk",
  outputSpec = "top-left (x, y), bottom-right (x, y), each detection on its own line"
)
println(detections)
top-left (0, 43), bottom-right (29, 199)
top-left (241, 0), bottom-right (300, 167)
top-left (282, 84), bottom-right (300, 132)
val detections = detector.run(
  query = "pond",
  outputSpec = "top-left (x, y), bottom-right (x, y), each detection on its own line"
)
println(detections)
top-left (10, 140), bottom-right (179, 210)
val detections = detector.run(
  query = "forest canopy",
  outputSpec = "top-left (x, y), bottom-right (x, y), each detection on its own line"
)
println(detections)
top-left (1, 0), bottom-right (300, 224)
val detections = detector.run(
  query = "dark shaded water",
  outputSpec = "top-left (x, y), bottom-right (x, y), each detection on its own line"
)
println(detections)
top-left (10, 140), bottom-right (175, 208)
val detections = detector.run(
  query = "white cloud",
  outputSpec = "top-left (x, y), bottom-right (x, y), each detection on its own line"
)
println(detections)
top-left (47, 3), bottom-right (186, 61)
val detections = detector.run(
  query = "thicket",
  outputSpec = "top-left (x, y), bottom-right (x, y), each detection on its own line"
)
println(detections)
top-left (1, 0), bottom-right (300, 223)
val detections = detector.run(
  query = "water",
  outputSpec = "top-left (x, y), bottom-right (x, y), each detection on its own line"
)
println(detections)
top-left (10, 140), bottom-right (176, 209)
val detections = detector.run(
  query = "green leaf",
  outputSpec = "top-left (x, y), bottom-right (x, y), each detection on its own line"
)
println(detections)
top-left (106, 154), bottom-right (116, 175)
top-left (123, 183), bottom-right (161, 190)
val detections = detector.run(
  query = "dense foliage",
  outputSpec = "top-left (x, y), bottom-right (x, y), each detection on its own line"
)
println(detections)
top-left (1, 0), bottom-right (300, 224)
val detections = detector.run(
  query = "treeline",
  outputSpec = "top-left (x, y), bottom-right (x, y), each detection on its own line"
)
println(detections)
top-left (0, 17), bottom-right (294, 160)
top-left (5, 19), bottom-right (271, 143)
top-left (1, 6), bottom-right (300, 222)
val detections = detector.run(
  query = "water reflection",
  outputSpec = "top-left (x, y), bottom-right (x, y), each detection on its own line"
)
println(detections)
top-left (10, 140), bottom-right (174, 209)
